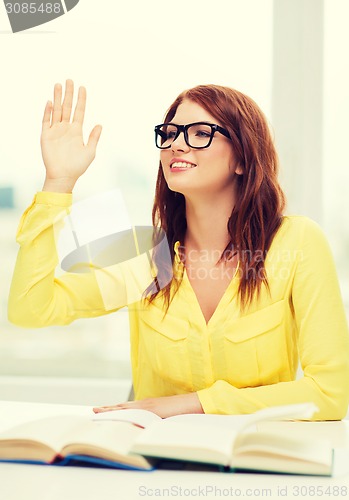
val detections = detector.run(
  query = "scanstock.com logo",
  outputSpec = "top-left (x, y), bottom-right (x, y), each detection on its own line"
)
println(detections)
top-left (4, 0), bottom-right (79, 32)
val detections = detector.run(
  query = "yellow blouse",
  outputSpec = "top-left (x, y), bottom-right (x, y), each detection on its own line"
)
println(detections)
top-left (8, 192), bottom-right (349, 419)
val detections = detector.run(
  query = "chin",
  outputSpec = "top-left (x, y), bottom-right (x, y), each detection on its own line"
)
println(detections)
top-left (166, 181), bottom-right (191, 196)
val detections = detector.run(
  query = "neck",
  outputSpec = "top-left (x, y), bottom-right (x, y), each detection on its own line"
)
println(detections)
top-left (184, 194), bottom-right (235, 254)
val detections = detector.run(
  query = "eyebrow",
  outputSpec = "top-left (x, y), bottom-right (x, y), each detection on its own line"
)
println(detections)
top-left (167, 121), bottom-right (218, 125)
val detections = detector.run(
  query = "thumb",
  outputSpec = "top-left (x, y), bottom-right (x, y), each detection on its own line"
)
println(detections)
top-left (87, 124), bottom-right (102, 151)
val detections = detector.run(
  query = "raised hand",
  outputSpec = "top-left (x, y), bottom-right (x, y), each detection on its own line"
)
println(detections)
top-left (41, 79), bottom-right (102, 193)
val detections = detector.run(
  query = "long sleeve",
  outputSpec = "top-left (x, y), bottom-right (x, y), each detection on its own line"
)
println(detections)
top-left (197, 218), bottom-right (349, 420)
top-left (8, 192), bottom-right (123, 327)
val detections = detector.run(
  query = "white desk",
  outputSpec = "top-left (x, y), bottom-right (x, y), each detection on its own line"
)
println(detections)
top-left (0, 401), bottom-right (348, 500)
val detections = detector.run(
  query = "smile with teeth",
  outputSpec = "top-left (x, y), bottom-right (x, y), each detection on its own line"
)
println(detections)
top-left (171, 161), bottom-right (197, 169)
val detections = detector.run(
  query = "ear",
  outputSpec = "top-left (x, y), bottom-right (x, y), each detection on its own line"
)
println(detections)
top-left (234, 164), bottom-right (243, 175)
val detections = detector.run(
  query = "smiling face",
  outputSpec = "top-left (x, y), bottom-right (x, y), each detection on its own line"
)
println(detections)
top-left (160, 99), bottom-right (242, 201)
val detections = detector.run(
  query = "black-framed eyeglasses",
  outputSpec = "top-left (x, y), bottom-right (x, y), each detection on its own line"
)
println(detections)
top-left (154, 121), bottom-right (231, 149)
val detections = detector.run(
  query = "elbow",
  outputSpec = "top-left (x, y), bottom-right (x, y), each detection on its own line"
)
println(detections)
top-left (303, 365), bottom-right (349, 420)
top-left (8, 300), bottom-right (43, 329)
top-left (8, 295), bottom-right (74, 328)
top-left (330, 364), bottom-right (349, 420)
top-left (312, 375), bottom-right (349, 421)
top-left (317, 398), bottom-right (349, 421)
top-left (308, 396), bottom-right (349, 421)
top-left (8, 294), bottom-right (53, 329)
top-left (7, 285), bottom-right (40, 328)
top-left (7, 295), bottom-right (25, 327)
top-left (329, 387), bottom-right (349, 420)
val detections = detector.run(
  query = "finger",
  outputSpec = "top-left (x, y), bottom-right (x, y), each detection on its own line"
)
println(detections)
top-left (93, 407), bottom-right (118, 413)
top-left (93, 404), bottom-right (119, 411)
top-left (42, 100), bottom-right (52, 131)
top-left (94, 404), bottom-right (121, 409)
top-left (92, 402), bottom-right (133, 413)
top-left (52, 83), bottom-right (62, 124)
top-left (72, 86), bottom-right (86, 125)
top-left (61, 79), bottom-right (74, 122)
top-left (87, 124), bottom-right (102, 151)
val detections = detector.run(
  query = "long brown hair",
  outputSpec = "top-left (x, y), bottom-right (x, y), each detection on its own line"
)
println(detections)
top-left (145, 84), bottom-right (286, 310)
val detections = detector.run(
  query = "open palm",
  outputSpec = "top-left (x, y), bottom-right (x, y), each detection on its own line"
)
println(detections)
top-left (41, 80), bottom-right (102, 192)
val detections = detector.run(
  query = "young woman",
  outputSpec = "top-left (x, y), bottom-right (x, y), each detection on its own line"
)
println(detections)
top-left (8, 80), bottom-right (349, 419)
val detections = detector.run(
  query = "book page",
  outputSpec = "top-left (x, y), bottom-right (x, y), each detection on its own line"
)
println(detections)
top-left (167, 413), bottom-right (257, 431)
top-left (60, 419), bottom-right (151, 468)
top-left (234, 431), bottom-right (332, 465)
top-left (0, 414), bottom-right (152, 468)
top-left (94, 410), bottom-right (256, 431)
top-left (256, 420), bottom-right (348, 448)
top-left (239, 402), bottom-right (319, 431)
top-left (165, 403), bottom-right (318, 432)
top-left (0, 415), bottom-right (88, 461)
top-left (230, 452), bottom-right (332, 476)
top-left (131, 420), bottom-right (238, 466)
top-left (230, 426), bottom-right (332, 475)
top-left (92, 408), bottom-right (161, 428)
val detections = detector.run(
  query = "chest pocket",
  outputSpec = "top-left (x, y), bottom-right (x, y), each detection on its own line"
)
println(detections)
top-left (140, 305), bottom-right (192, 390)
top-left (223, 299), bottom-right (290, 387)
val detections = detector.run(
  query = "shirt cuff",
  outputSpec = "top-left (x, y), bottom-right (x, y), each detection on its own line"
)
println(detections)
top-left (197, 386), bottom-right (219, 414)
top-left (35, 191), bottom-right (73, 207)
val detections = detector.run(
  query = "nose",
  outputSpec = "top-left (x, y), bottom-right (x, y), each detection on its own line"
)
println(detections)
top-left (171, 130), bottom-right (190, 153)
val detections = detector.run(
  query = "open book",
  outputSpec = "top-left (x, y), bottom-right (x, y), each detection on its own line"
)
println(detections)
top-left (0, 402), bottom-right (333, 475)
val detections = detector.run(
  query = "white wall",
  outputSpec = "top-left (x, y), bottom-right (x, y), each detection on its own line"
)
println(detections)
top-left (0, 0), bottom-right (274, 388)
top-left (0, 0), bottom-right (273, 212)
top-left (323, 0), bottom-right (349, 307)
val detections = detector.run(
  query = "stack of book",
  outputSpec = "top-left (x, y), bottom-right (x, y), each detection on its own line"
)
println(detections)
top-left (0, 402), bottom-right (334, 476)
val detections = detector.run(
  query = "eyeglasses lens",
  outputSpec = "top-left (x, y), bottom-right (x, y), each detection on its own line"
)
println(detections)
top-left (156, 123), bottom-right (213, 149)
